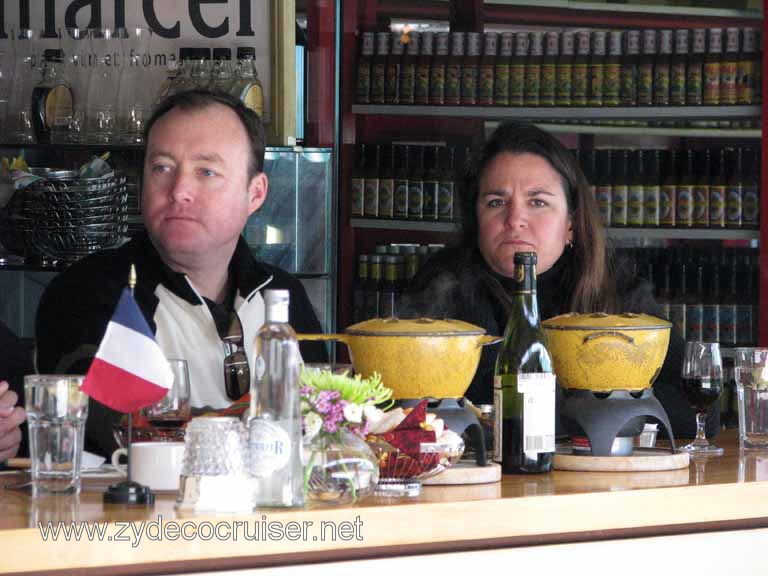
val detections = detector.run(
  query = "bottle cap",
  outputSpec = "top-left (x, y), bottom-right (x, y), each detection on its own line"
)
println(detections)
top-left (265, 289), bottom-right (290, 308)
top-left (513, 252), bottom-right (537, 265)
top-left (236, 46), bottom-right (256, 60)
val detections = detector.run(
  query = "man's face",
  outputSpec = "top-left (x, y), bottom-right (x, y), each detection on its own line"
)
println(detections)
top-left (142, 104), bottom-right (267, 269)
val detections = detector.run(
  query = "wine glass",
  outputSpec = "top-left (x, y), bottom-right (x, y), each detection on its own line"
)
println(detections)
top-left (679, 341), bottom-right (723, 456)
top-left (142, 358), bottom-right (191, 439)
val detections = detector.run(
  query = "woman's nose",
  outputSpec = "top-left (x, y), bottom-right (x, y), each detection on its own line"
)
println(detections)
top-left (504, 202), bottom-right (527, 228)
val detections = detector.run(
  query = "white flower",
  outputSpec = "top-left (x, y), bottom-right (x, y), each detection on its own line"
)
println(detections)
top-left (343, 403), bottom-right (363, 424)
top-left (304, 412), bottom-right (323, 440)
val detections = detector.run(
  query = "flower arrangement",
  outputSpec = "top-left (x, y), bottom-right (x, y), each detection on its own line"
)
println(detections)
top-left (300, 367), bottom-right (393, 441)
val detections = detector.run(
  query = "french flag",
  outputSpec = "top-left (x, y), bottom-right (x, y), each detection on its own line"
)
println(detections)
top-left (81, 288), bottom-right (174, 413)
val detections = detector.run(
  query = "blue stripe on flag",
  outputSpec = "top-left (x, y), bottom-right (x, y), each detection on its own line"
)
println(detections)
top-left (111, 287), bottom-right (154, 338)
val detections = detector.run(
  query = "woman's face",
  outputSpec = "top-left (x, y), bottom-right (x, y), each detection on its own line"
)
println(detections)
top-left (476, 152), bottom-right (573, 277)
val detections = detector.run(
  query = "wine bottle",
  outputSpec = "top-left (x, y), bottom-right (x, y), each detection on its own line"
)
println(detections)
top-left (493, 252), bottom-right (556, 474)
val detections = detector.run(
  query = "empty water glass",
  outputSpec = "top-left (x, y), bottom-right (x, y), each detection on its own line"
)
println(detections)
top-left (56, 27), bottom-right (89, 143)
top-left (85, 28), bottom-right (120, 143)
top-left (115, 26), bottom-right (153, 143)
top-left (25, 375), bottom-right (89, 496)
top-left (6, 28), bottom-right (38, 143)
top-left (735, 348), bottom-right (768, 450)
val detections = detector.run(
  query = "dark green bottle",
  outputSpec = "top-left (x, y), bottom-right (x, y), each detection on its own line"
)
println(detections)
top-left (493, 252), bottom-right (555, 474)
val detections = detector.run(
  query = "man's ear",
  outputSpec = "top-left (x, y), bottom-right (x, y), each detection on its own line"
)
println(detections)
top-left (247, 172), bottom-right (268, 215)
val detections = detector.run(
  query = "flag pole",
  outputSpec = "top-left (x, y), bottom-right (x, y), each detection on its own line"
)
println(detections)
top-left (103, 263), bottom-right (154, 506)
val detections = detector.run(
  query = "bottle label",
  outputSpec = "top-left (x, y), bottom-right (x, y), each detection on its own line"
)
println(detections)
top-left (670, 62), bottom-right (686, 105)
top-left (524, 65), bottom-right (541, 106)
top-left (571, 63), bottom-right (588, 105)
top-left (628, 185), bottom-right (644, 226)
top-left (709, 185), bottom-right (726, 227)
top-left (478, 63), bottom-right (495, 104)
top-left (242, 84), bottom-right (264, 117)
top-left (742, 185), bottom-right (759, 228)
top-left (408, 181), bottom-right (424, 219)
top-left (510, 64), bottom-right (525, 105)
top-left (643, 185), bottom-right (660, 227)
top-left (653, 66), bottom-right (670, 105)
top-left (363, 178), bottom-right (379, 217)
top-left (720, 61), bottom-right (737, 104)
top-left (378, 178), bottom-right (395, 218)
top-left (687, 64), bottom-right (703, 104)
top-left (703, 62), bottom-right (720, 104)
top-left (556, 64), bottom-right (572, 105)
top-left (429, 65), bottom-right (446, 104)
top-left (719, 304), bottom-right (737, 345)
top-left (461, 64), bottom-right (479, 104)
top-left (415, 63), bottom-right (431, 104)
top-left (356, 62), bottom-right (371, 103)
top-left (638, 63), bottom-right (654, 104)
top-left (423, 180), bottom-right (439, 220)
top-left (660, 185), bottom-right (676, 226)
top-left (248, 420), bottom-right (292, 477)
top-left (596, 185), bottom-right (612, 227)
top-left (394, 180), bottom-right (409, 218)
top-left (738, 61), bottom-right (756, 104)
top-left (351, 177), bottom-right (365, 216)
top-left (611, 185), bottom-right (628, 226)
top-left (693, 185), bottom-right (710, 226)
top-left (676, 185), bottom-right (694, 227)
top-left (588, 64), bottom-right (604, 106)
top-left (703, 305), bottom-right (719, 343)
top-left (400, 63), bottom-right (416, 104)
top-left (541, 63), bottom-right (556, 104)
top-left (438, 181), bottom-right (454, 221)
top-left (620, 64), bottom-right (637, 106)
top-left (494, 64), bottom-right (510, 105)
top-left (726, 185), bottom-right (743, 228)
top-left (371, 63), bottom-right (387, 103)
top-left (517, 373), bottom-right (556, 454)
top-left (685, 304), bottom-right (704, 342)
top-left (385, 62), bottom-right (400, 103)
top-left (445, 63), bottom-right (461, 103)
top-left (604, 63), bottom-right (621, 105)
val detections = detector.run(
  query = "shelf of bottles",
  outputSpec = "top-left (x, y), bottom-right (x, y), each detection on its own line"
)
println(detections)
top-left (488, 0), bottom-right (762, 19)
top-left (353, 26), bottom-right (762, 134)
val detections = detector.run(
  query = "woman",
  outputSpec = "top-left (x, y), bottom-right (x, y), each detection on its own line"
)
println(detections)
top-left (406, 121), bottom-right (717, 439)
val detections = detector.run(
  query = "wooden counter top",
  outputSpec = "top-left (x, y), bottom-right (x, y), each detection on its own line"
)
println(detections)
top-left (2, 429), bottom-right (768, 575)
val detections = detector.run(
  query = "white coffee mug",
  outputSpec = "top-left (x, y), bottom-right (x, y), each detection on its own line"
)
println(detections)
top-left (111, 442), bottom-right (185, 492)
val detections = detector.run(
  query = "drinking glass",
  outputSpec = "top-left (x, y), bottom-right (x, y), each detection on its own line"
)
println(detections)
top-left (6, 28), bottom-right (38, 143)
top-left (55, 27), bottom-right (89, 143)
top-left (115, 26), bottom-right (153, 143)
top-left (734, 347), bottom-right (768, 450)
top-left (85, 27), bottom-right (120, 143)
top-left (142, 358), bottom-right (191, 434)
top-left (679, 341), bottom-right (724, 456)
top-left (25, 375), bottom-right (89, 496)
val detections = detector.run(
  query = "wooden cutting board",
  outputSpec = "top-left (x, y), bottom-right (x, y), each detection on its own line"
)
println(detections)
top-left (422, 461), bottom-right (502, 485)
top-left (554, 448), bottom-right (690, 472)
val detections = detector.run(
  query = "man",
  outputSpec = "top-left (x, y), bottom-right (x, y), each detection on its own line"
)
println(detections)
top-left (36, 90), bottom-right (326, 457)
top-left (0, 321), bottom-right (31, 462)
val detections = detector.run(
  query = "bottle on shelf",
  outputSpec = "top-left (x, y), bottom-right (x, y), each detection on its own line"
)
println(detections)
top-left (620, 30), bottom-right (640, 107)
top-left (445, 32), bottom-right (465, 105)
top-left (189, 47), bottom-right (212, 91)
top-left (703, 28), bottom-right (722, 106)
top-left (350, 143), bottom-right (366, 218)
top-left (627, 149), bottom-right (644, 227)
top-left (394, 144), bottom-right (410, 220)
top-left (676, 149), bottom-right (695, 228)
top-left (660, 149), bottom-right (678, 228)
top-left (495, 32), bottom-right (513, 106)
top-left (668, 257), bottom-right (687, 338)
top-left (415, 31), bottom-right (433, 105)
top-left (588, 30), bottom-right (606, 107)
top-left (719, 256), bottom-right (738, 346)
top-left (708, 147), bottom-right (727, 229)
top-left (399, 30), bottom-right (419, 105)
top-left (572, 30), bottom-right (590, 106)
top-left (656, 255), bottom-right (672, 321)
top-left (438, 145), bottom-right (456, 222)
top-left (685, 260), bottom-right (704, 342)
top-left (408, 145), bottom-right (425, 220)
top-left (742, 147), bottom-right (759, 230)
top-left (595, 149), bottom-right (612, 227)
top-left (736, 253), bottom-right (754, 346)
top-left (670, 29), bottom-right (688, 106)
top-left (702, 256), bottom-right (720, 344)
top-left (365, 254), bottom-right (383, 319)
top-left (352, 254), bottom-right (369, 324)
top-left (356, 31), bottom-right (375, 104)
top-left (371, 31), bottom-right (389, 104)
top-left (604, 30), bottom-right (622, 107)
top-left (611, 149), bottom-right (629, 227)
top-left (209, 48), bottom-right (235, 94)
top-left (638, 29), bottom-right (656, 106)
top-left (720, 28), bottom-right (740, 105)
top-left (378, 144), bottom-right (395, 219)
top-left (493, 252), bottom-right (555, 474)
top-left (422, 145), bottom-right (441, 221)
top-left (653, 30), bottom-right (672, 107)
top-left (233, 47), bottom-right (264, 118)
top-left (363, 144), bottom-right (380, 218)
top-left (430, 31), bottom-right (450, 105)
top-left (725, 147), bottom-right (744, 229)
top-left (510, 31), bottom-right (528, 106)
top-left (380, 255), bottom-right (401, 318)
top-left (738, 27), bottom-right (758, 105)
top-left (687, 29), bottom-right (706, 106)
top-left (693, 148), bottom-right (711, 228)
top-left (386, 32), bottom-right (404, 104)
top-left (541, 31), bottom-right (559, 107)
top-left (461, 32), bottom-right (481, 106)
top-left (478, 32), bottom-right (498, 106)
top-left (525, 31), bottom-right (544, 107)
top-left (557, 31), bottom-right (575, 107)
top-left (32, 48), bottom-right (73, 144)
top-left (248, 289), bottom-right (304, 508)
top-left (643, 149), bottom-right (661, 228)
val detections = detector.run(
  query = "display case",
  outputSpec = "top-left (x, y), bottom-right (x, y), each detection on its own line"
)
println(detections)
top-left (0, 146), bottom-right (336, 339)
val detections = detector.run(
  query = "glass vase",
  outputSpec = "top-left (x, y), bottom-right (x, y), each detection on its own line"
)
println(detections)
top-left (303, 431), bottom-right (378, 505)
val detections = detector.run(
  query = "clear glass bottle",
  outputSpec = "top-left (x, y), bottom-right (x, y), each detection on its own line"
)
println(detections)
top-left (247, 289), bottom-right (304, 508)
top-left (32, 49), bottom-right (73, 144)
top-left (493, 252), bottom-right (555, 474)
top-left (233, 46), bottom-right (264, 118)
top-left (209, 47), bottom-right (235, 93)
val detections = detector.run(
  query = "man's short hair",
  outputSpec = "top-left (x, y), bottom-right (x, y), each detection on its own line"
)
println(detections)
top-left (143, 89), bottom-right (266, 180)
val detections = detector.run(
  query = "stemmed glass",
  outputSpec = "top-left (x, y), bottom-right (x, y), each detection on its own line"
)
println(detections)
top-left (142, 358), bottom-right (192, 440)
top-left (679, 341), bottom-right (724, 456)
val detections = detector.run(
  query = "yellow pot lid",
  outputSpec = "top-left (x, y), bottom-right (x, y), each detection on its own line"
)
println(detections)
top-left (542, 312), bottom-right (672, 331)
top-left (346, 317), bottom-right (486, 337)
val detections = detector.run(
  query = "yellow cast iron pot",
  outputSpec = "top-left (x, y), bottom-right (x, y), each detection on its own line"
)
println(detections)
top-left (297, 317), bottom-right (501, 399)
top-left (541, 312), bottom-right (671, 392)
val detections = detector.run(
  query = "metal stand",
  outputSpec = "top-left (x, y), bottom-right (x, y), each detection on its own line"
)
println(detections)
top-left (103, 413), bottom-right (155, 505)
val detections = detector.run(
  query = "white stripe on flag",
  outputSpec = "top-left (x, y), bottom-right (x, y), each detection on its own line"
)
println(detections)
top-left (96, 321), bottom-right (174, 390)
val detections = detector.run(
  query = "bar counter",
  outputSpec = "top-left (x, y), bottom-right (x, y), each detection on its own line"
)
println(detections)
top-left (2, 429), bottom-right (767, 575)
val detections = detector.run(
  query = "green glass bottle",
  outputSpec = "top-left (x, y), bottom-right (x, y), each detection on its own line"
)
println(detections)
top-left (493, 252), bottom-right (556, 474)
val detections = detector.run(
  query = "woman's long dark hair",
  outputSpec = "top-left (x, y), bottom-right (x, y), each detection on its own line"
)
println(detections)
top-left (460, 121), bottom-right (617, 312)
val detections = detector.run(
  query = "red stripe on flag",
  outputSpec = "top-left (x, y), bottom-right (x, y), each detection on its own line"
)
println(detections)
top-left (81, 358), bottom-right (169, 413)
